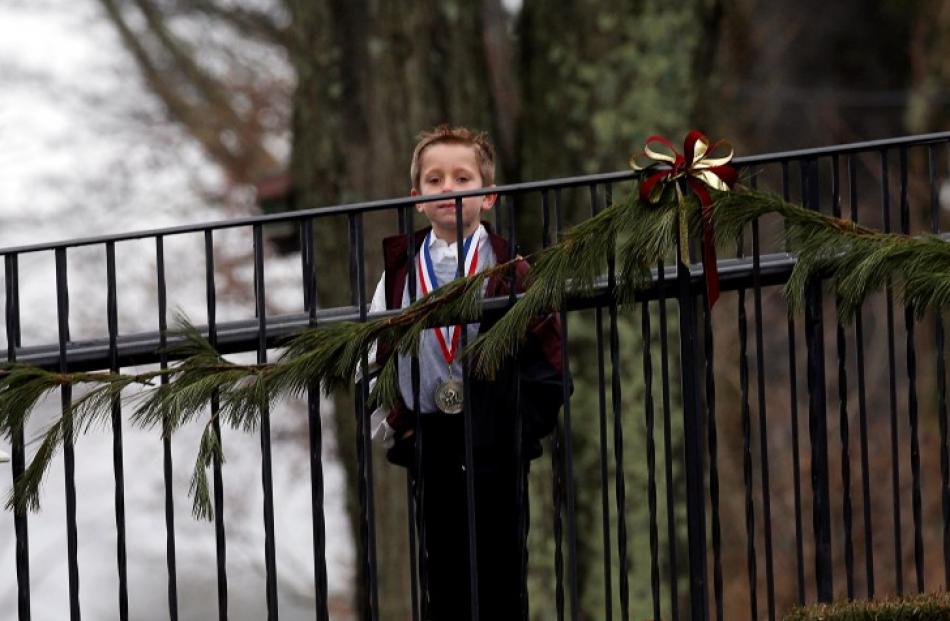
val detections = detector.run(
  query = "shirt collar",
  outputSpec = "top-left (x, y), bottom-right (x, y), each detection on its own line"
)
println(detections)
top-left (427, 224), bottom-right (485, 261)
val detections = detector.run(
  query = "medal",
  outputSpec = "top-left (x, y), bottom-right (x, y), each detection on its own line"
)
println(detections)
top-left (434, 377), bottom-right (464, 414)
top-left (417, 229), bottom-right (481, 414)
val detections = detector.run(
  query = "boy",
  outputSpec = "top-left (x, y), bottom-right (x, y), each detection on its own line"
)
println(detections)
top-left (367, 125), bottom-right (566, 620)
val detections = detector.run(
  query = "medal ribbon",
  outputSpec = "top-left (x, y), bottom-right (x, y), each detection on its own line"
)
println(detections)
top-left (417, 230), bottom-right (480, 364)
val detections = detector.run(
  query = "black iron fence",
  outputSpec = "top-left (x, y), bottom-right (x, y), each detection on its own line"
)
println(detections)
top-left (3, 131), bottom-right (950, 621)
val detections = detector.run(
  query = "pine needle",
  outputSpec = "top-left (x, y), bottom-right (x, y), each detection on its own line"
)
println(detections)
top-left (189, 419), bottom-right (223, 521)
top-left (6, 407), bottom-right (71, 513)
top-left (467, 193), bottom-right (635, 377)
top-left (131, 320), bottom-right (260, 434)
top-left (711, 189), bottom-right (950, 320)
top-left (0, 366), bottom-right (69, 438)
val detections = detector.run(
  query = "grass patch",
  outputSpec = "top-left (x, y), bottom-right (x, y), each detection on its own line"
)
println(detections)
top-left (784, 593), bottom-right (950, 621)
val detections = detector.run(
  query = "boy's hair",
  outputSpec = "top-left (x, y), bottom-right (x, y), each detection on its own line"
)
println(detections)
top-left (410, 125), bottom-right (495, 190)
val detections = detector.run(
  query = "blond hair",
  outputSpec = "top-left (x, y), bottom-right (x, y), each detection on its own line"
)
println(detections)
top-left (410, 125), bottom-right (495, 190)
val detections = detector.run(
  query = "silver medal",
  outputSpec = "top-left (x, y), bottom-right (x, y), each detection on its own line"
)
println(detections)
top-left (434, 378), bottom-right (464, 414)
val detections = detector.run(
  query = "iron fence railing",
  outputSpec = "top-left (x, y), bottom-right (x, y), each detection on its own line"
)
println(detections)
top-left (2, 130), bottom-right (950, 621)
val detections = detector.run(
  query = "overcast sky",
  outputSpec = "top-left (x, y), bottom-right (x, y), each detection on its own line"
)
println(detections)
top-left (0, 3), bottom-right (353, 619)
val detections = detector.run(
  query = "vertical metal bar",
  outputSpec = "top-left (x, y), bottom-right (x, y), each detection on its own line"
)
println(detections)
top-left (830, 158), bottom-right (855, 601)
top-left (784, 162), bottom-right (806, 606)
top-left (605, 182), bottom-right (630, 621)
top-left (641, 296), bottom-right (662, 621)
top-left (589, 184), bottom-right (613, 621)
top-left (551, 189), bottom-right (565, 621)
top-left (506, 191), bottom-right (518, 305)
top-left (702, 289), bottom-right (724, 621)
top-left (204, 230), bottom-right (229, 621)
top-left (899, 147), bottom-right (925, 594)
top-left (737, 241), bottom-right (758, 621)
top-left (849, 154), bottom-right (874, 599)
top-left (154, 236), bottom-right (179, 621)
top-left (502, 193), bottom-right (530, 621)
top-left (930, 145), bottom-right (950, 590)
top-left (802, 158), bottom-right (834, 602)
top-left (6, 253), bottom-right (31, 621)
top-left (751, 217), bottom-right (775, 621)
top-left (396, 202), bottom-right (428, 621)
top-left (405, 408), bottom-right (421, 621)
top-left (676, 237), bottom-right (709, 621)
top-left (657, 260), bottom-right (680, 621)
top-left (880, 149), bottom-right (904, 596)
top-left (494, 193), bottom-right (503, 231)
top-left (559, 304), bottom-right (580, 621)
top-left (55, 248), bottom-right (82, 621)
top-left (300, 220), bottom-right (329, 621)
top-left (393, 205), bottom-right (421, 621)
top-left (542, 189), bottom-right (552, 249)
top-left (552, 188), bottom-right (581, 621)
top-left (106, 242), bottom-right (129, 621)
top-left (253, 225), bottom-right (280, 619)
top-left (349, 212), bottom-right (379, 621)
top-left (403, 206), bottom-right (427, 621)
top-left (597, 375), bottom-right (618, 611)
top-left (454, 196), bottom-right (481, 621)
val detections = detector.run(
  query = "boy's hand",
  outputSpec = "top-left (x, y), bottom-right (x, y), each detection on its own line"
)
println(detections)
top-left (385, 398), bottom-right (416, 438)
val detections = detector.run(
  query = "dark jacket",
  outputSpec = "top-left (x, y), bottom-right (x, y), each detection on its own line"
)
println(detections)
top-left (379, 223), bottom-right (566, 468)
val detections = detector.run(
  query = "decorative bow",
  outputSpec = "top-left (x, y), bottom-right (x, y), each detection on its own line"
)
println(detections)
top-left (630, 130), bottom-right (737, 307)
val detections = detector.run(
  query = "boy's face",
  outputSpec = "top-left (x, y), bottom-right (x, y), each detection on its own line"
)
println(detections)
top-left (412, 142), bottom-right (495, 241)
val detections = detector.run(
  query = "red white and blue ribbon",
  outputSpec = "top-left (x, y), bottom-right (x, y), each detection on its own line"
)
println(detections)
top-left (417, 230), bottom-right (480, 364)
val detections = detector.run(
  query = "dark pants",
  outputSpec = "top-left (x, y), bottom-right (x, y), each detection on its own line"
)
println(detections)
top-left (413, 414), bottom-right (529, 621)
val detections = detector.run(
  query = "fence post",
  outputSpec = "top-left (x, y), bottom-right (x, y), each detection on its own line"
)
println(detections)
top-left (6, 254), bottom-right (31, 621)
top-left (803, 157), bottom-right (835, 602)
top-left (677, 247), bottom-right (709, 621)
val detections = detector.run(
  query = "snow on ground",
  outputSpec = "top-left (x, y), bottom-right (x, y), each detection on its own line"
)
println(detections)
top-left (0, 1), bottom-right (353, 618)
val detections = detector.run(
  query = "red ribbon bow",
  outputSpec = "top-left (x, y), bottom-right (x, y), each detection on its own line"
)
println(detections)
top-left (630, 130), bottom-right (737, 307)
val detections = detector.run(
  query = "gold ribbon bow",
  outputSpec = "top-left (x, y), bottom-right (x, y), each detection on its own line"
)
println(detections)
top-left (630, 131), bottom-right (737, 306)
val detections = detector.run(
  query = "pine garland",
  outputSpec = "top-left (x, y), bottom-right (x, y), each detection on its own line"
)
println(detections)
top-left (711, 189), bottom-right (950, 319)
top-left (0, 366), bottom-right (162, 512)
top-left (2, 181), bottom-right (949, 518)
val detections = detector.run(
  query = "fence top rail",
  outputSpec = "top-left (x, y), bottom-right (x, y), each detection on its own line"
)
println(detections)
top-left (732, 129), bottom-right (950, 165)
top-left (2, 131), bottom-right (948, 256)
top-left (2, 251), bottom-right (799, 370)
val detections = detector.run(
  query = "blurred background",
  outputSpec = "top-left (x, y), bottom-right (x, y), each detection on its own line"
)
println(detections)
top-left (0, 0), bottom-right (948, 619)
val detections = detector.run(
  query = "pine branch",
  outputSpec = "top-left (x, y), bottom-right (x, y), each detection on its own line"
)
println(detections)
top-left (189, 416), bottom-right (224, 520)
top-left (367, 355), bottom-right (400, 410)
top-left (466, 193), bottom-right (639, 377)
top-left (0, 366), bottom-right (71, 439)
top-left (615, 190), bottom-right (681, 301)
top-left (711, 189), bottom-right (950, 319)
top-left (131, 322), bottom-right (264, 434)
top-left (6, 411), bottom-right (68, 513)
top-left (68, 371), bottom-right (164, 431)
top-left (3, 369), bottom-right (161, 513)
top-left (272, 265), bottom-right (500, 400)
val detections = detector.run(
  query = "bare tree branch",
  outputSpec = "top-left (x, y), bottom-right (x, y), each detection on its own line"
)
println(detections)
top-left (97, 0), bottom-right (281, 183)
top-left (133, 0), bottom-right (246, 131)
top-left (174, 0), bottom-right (292, 50)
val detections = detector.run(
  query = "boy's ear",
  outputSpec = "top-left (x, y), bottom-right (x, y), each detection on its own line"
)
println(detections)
top-left (410, 187), bottom-right (423, 212)
top-left (481, 185), bottom-right (497, 211)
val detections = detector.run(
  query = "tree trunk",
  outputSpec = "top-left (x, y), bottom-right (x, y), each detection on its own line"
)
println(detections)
top-left (517, 1), bottom-right (711, 617)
